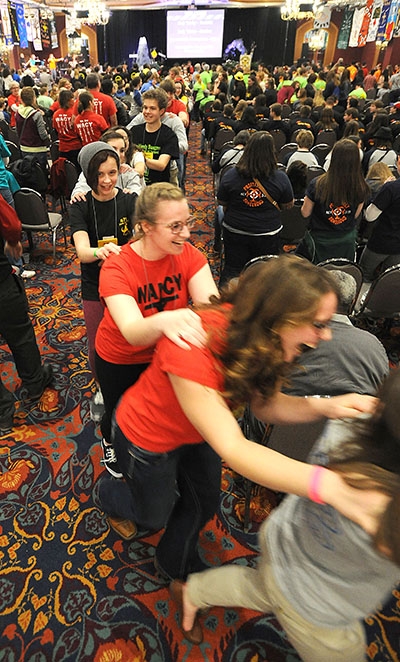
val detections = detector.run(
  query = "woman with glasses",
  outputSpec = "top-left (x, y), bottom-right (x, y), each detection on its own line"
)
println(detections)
top-left (99, 255), bottom-right (378, 582)
top-left (95, 183), bottom-right (218, 489)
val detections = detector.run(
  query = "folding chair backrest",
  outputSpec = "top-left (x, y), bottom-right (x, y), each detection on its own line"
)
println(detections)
top-left (14, 188), bottom-right (49, 227)
top-left (357, 265), bottom-right (400, 318)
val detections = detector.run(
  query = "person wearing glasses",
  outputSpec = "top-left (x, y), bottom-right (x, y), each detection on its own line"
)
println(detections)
top-left (94, 183), bottom-right (218, 495)
top-left (99, 255), bottom-right (378, 582)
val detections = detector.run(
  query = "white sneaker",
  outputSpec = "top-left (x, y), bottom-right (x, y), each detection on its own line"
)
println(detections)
top-left (90, 388), bottom-right (104, 422)
top-left (20, 269), bottom-right (36, 279)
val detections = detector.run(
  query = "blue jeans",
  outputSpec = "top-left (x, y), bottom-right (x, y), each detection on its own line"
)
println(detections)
top-left (99, 420), bottom-right (221, 579)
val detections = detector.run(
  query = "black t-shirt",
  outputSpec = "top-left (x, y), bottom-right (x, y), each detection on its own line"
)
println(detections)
top-left (70, 189), bottom-right (136, 300)
top-left (218, 167), bottom-right (293, 234)
top-left (306, 177), bottom-right (359, 235)
top-left (130, 123), bottom-right (179, 185)
top-left (368, 178), bottom-right (400, 254)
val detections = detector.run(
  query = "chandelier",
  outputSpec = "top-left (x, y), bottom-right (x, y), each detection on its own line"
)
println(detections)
top-left (72, 0), bottom-right (110, 25)
top-left (280, 0), bottom-right (316, 21)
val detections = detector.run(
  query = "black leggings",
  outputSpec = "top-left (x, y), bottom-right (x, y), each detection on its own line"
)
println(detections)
top-left (95, 351), bottom-right (149, 443)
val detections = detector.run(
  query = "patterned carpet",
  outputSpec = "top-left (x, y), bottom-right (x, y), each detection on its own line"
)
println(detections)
top-left (0, 124), bottom-right (399, 662)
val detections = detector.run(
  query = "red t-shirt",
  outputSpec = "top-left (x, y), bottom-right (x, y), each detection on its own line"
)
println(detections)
top-left (74, 110), bottom-right (108, 146)
top-left (96, 241), bottom-right (207, 364)
top-left (168, 98), bottom-right (188, 117)
top-left (73, 90), bottom-right (116, 127)
top-left (116, 307), bottom-right (229, 452)
top-left (8, 93), bottom-right (20, 127)
top-left (52, 107), bottom-right (82, 151)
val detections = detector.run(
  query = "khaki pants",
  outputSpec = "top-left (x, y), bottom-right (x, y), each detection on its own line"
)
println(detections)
top-left (187, 519), bottom-right (366, 662)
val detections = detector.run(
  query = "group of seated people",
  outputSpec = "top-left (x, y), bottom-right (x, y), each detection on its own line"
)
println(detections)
top-left (206, 76), bottom-right (400, 287)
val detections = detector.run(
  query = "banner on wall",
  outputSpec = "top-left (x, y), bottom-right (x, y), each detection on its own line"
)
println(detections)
top-left (0, 6), bottom-right (13, 46)
top-left (25, 8), bottom-right (43, 51)
top-left (314, 7), bottom-right (331, 29)
top-left (349, 7), bottom-right (366, 47)
top-left (337, 7), bottom-right (354, 49)
top-left (358, 0), bottom-right (374, 46)
top-left (39, 10), bottom-right (50, 48)
top-left (367, 0), bottom-right (383, 41)
top-left (375, 0), bottom-right (391, 42)
top-left (394, 7), bottom-right (400, 36)
top-left (49, 12), bottom-right (58, 49)
top-left (8, 2), bottom-right (19, 44)
top-left (385, 0), bottom-right (399, 40)
top-left (15, 2), bottom-right (27, 47)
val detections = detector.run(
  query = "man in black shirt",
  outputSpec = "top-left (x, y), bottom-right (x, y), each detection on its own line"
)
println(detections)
top-left (129, 88), bottom-right (179, 186)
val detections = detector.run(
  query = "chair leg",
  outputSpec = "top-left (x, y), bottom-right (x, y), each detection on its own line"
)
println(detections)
top-left (52, 230), bottom-right (56, 264)
top-left (27, 231), bottom-right (34, 252)
top-left (61, 220), bottom-right (67, 249)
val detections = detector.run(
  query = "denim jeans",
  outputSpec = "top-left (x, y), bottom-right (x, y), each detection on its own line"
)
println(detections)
top-left (359, 246), bottom-right (400, 282)
top-left (99, 419), bottom-right (222, 579)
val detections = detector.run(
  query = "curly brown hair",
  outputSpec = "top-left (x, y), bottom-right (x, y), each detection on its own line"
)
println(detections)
top-left (208, 255), bottom-right (339, 405)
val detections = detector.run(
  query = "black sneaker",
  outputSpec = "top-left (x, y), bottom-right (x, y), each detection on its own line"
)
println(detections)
top-left (100, 439), bottom-right (123, 479)
top-left (25, 364), bottom-right (54, 401)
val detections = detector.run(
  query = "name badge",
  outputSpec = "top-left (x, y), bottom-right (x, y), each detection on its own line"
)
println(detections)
top-left (98, 236), bottom-right (118, 247)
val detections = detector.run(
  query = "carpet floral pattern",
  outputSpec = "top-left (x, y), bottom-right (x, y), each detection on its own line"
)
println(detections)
top-left (0, 125), bottom-right (399, 661)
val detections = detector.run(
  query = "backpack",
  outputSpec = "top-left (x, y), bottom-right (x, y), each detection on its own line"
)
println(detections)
top-left (8, 155), bottom-right (48, 195)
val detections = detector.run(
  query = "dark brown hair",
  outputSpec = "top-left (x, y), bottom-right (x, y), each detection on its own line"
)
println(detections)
top-left (86, 149), bottom-right (120, 193)
top-left (315, 139), bottom-right (369, 208)
top-left (236, 131), bottom-right (277, 180)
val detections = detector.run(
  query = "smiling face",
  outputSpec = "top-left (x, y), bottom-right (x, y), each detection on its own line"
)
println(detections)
top-left (95, 156), bottom-right (119, 200)
top-left (143, 98), bottom-right (163, 129)
top-left (141, 199), bottom-right (192, 260)
top-left (105, 137), bottom-right (126, 164)
top-left (278, 291), bottom-right (337, 362)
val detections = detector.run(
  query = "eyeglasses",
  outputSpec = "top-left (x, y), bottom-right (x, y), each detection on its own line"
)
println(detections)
top-left (312, 320), bottom-right (331, 332)
top-left (157, 219), bottom-right (196, 234)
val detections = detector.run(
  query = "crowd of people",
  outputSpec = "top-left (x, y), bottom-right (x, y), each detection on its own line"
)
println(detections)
top-left (0, 52), bottom-right (400, 660)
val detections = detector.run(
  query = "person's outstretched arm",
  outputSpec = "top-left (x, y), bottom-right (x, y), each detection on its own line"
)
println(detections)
top-left (169, 374), bottom-right (386, 535)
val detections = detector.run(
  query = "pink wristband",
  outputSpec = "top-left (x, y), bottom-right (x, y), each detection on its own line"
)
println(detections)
top-left (308, 466), bottom-right (327, 505)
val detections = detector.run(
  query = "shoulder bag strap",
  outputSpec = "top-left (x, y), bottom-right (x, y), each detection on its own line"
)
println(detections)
top-left (254, 177), bottom-right (280, 210)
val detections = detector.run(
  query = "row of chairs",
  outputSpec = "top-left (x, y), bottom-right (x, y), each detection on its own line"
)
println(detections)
top-left (244, 253), bottom-right (400, 326)
top-left (279, 142), bottom-right (331, 166)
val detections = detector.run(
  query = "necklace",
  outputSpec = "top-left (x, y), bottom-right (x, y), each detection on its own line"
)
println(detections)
top-left (91, 192), bottom-right (118, 244)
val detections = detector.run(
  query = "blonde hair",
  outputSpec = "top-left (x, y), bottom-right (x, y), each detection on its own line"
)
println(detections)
top-left (366, 161), bottom-right (393, 184)
top-left (133, 183), bottom-right (185, 239)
